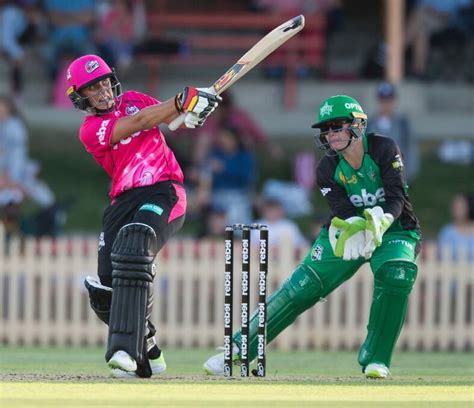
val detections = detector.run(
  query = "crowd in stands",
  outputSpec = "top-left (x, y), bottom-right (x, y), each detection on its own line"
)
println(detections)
top-left (0, 95), bottom-right (64, 240)
top-left (2, 1), bottom-right (473, 102)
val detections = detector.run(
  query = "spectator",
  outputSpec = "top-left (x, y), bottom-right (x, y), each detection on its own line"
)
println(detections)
top-left (438, 193), bottom-right (474, 262)
top-left (95, 0), bottom-right (145, 76)
top-left (179, 93), bottom-right (280, 219)
top-left (43, 0), bottom-right (97, 82)
top-left (250, 0), bottom-right (342, 78)
top-left (196, 203), bottom-right (227, 239)
top-left (0, 95), bottom-right (57, 236)
top-left (0, 0), bottom-right (43, 96)
top-left (367, 82), bottom-right (419, 183)
top-left (253, 197), bottom-right (307, 248)
top-left (405, 0), bottom-right (470, 79)
top-left (198, 126), bottom-right (257, 225)
top-left (192, 92), bottom-right (281, 166)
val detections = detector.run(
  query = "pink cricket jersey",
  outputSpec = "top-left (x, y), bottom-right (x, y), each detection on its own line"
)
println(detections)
top-left (79, 90), bottom-right (184, 199)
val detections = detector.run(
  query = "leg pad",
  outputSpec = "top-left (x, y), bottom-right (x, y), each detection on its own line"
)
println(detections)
top-left (358, 260), bottom-right (417, 368)
top-left (106, 223), bottom-right (157, 366)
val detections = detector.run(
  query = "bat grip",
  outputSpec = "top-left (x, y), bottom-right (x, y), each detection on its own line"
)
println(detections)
top-left (168, 113), bottom-right (187, 131)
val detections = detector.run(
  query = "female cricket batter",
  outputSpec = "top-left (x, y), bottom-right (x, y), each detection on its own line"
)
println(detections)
top-left (204, 95), bottom-right (421, 378)
top-left (66, 54), bottom-right (220, 378)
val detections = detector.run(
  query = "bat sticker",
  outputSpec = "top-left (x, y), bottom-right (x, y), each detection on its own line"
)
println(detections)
top-left (213, 63), bottom-right (247, 93)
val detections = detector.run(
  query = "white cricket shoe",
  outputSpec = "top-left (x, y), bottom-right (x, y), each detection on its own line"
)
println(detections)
top-left (203, 344), bottom-right (240, 376)
top-left (108, 350), bottom-right (137, 373)
top-left (110, 352), bottom-right (167, 378)
top-left (364, 363), bottom-right (390, 379)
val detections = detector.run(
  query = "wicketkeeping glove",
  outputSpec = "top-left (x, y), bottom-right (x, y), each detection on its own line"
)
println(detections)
top-left (362, 206), bottom-right (394, 257)
top-left (175, 87), bottom-right (221, 118)
top-left (329, 216), bottom-right (367, 261)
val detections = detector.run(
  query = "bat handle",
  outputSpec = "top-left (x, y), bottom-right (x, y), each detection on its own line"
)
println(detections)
top-left (168, 113), bottom-right (187, 131)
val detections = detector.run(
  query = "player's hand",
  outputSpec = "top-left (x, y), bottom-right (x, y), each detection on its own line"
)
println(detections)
top-left (175, 87), bottom-right (222, 118)
top-left (183, 112), bottom-right (206, 129)
top-left (362, 206), bottom-right (394, 257)
top-left (329, 216), bottom-right (367, 261)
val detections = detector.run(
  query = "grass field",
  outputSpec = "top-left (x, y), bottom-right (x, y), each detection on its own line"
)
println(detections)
top-left (1, 347), bottom-right (472, 407)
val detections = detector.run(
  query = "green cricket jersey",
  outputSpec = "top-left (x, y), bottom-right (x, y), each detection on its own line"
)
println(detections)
top-left (316, 133), bottom-right (421, 235)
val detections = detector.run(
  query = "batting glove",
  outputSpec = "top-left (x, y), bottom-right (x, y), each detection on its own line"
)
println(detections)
top-left (175, 87), bottom-right (221, 118)
top-left (183, 112), bottom-right (206, 129)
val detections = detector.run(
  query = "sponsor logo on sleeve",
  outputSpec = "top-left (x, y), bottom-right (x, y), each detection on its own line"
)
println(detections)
top-left (98, 232), bottom-right (105, 251)
top-left (392, 154), bottom-right (404, 170)
top-left (320, 187), bottom-right (332, 196)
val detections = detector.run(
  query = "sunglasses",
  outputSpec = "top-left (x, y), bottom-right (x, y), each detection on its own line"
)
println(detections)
top-left (319, 120), bottom-right (351, 133)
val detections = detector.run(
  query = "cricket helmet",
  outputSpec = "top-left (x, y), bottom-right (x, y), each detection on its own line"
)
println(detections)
top-left (66, 54), bottom-right (122, 112)
top-left (312, 95), bottom-right (368, 155)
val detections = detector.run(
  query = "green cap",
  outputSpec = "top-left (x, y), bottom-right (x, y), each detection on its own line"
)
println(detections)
top-left (312, 95), bottom-right (367, 128)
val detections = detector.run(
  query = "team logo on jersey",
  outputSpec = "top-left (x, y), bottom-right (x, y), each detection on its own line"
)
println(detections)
top-left (125, 104), bottom-right (140, 116)
top-left (85, 60), bottom-right (100, 73)
top-left (311, 244), bottom-right (323, 261)
top-left (368, 169), bottom-right (377, 182)
top-left (320, 187), bottom-right (331, 196)
top-left (320, 101), bottom-right (333, 117)
top-left (339, 172), bottom-right (357, 185)
top-left (392, 154), bottom-right (404, 171)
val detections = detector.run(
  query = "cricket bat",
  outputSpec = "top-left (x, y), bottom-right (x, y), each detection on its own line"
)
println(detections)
top-left (168, 14), bottom-right (305, 131)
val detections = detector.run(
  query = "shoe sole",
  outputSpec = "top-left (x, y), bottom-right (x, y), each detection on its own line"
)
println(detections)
top-left (110, 368), bottom-right (138, 379)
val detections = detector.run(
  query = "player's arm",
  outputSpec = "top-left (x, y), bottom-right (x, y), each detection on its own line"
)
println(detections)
top-left (111, 87), bottom-right (220, 145)
top-left (361, 136), bottom-right (406, 254)
top-left (371, 136), bottom-right (407, 219)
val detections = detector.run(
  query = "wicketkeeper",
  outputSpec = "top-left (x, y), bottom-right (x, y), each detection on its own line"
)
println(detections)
top-left (67, 54), bottom-right (221, 378)
top-left (204, 95), bottom-right (421, 378)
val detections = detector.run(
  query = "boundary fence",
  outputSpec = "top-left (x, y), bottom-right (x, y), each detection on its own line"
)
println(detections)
top-left (1, 230), bottom-right (472, 351)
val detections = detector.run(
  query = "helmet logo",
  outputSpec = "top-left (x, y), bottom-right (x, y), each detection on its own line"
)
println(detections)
top-left (320, 101), bottom-right (333, 117)
top-left (344, 102), bottom-right (363, 112)
top-left (66, 68), bottom-right (71, 81)
top-left (85, 60), bottom-right (100, 73)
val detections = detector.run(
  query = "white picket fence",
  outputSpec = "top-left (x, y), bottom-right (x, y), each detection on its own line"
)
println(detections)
top-left (1, 229), bottom-right (472, 351)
